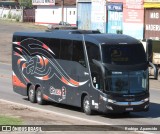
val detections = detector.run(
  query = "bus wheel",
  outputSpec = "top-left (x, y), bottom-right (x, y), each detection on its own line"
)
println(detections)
top-left (83, 96), bottom-right (93, 115)
top-left (36, 87), bottom-right (45, 105)
top-left (28, 85), bottom-right (36, 103)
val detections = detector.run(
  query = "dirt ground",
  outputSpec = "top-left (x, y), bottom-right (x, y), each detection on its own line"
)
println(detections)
top-left (0, 100), bottom-right (95, 125)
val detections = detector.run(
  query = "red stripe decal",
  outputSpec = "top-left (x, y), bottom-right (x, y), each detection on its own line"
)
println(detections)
top-left (69, 78), bottom-right (79, 86)
top-left (43, 94), bottom-right (49, 100)
top-left (43, 75), bottom-right (49, 80)
top-left (61, 77), bottom-right (69, 85)
top-left (12, 74), bottom-right (26, 88)
top-left (42, 44), bottom-right (49, 50)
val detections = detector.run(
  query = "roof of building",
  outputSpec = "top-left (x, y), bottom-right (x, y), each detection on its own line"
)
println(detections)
top-left (0, 1), bottom-right (19, 7)
top-left (0, 0), bottom-right (76, 6)
top-left (55, 0), bottom-right (76, 6)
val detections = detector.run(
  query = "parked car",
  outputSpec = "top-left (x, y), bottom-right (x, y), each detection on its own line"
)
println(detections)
top-left (47, 22), bottom-right (77, 31)
top-left (59, 21), bottom-right (71, 26)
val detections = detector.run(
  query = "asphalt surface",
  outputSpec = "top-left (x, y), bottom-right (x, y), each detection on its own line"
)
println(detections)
top-left (0, 20), bottom-right (45, 64)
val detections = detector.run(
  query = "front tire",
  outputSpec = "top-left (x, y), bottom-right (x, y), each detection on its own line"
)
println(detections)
top-left (83, 96), bottom-right (93, 115)
top-left (28, 85), bottom-right (36, 103)
top-left (36, 87), bottom-right (46, 105)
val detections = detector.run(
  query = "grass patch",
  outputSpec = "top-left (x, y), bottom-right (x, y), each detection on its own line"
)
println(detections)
top-left (0, 115), bottom-right (23, 125)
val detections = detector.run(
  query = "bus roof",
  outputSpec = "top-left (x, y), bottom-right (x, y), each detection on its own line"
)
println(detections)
top-left (13, 30), bottom-right (141, 45)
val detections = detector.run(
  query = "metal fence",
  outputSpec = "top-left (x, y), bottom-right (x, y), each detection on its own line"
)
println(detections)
top-left (23, 9), bottom-right (35, 22)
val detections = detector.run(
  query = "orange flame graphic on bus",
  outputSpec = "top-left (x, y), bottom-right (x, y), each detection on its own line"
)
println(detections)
top-left (13, 38), bottom-right (88, 87)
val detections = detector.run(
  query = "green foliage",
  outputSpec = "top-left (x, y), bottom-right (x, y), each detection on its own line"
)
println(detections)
top-left (0, 115), bottom-right (23, 125)
top-left (8, 12), bottom-right (12, 19)
top-left (116, 30), bottom-right (123, 34)
top-left (16, 15), bottom-right (21, 22)
top-left (3, 14), bottom-right (6, 18)
top-left (12, 14), bottom-right (17, 19)
top-left (19, 0), bottom-right (32, 8)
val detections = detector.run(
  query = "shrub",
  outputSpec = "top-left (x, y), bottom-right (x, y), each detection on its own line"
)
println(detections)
top-left (12, 14), bottom-right (17, 19)
top-left (16, 15), bottom-right (21, 22)
top-left (8, 12), bottom-right (12, 19)
top-left (3, 14), bottom-right (6, 18)
top-left (116, 30), bottom-right (123, 34)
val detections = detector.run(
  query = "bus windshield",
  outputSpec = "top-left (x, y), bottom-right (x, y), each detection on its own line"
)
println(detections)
top-left (105, 70), bottom-right (148, 94)
top-left (102, 44), bottom-right (146, 65)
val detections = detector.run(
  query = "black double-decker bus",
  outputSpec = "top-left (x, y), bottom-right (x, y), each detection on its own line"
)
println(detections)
top-left (12, 30), bottom-right (149, 115)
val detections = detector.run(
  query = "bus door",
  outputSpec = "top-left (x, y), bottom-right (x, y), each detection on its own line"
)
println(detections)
top-left (86, 42), bottom-right (103, 110)
top-left (68, 40), bottom-right (90, 106)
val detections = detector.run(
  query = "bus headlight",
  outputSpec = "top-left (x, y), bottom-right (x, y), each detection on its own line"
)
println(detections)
top-left (106, 105), bottom-right (113, 110)
top-left (143, 98), bottom-right (149, 102)
top-left (108, 99), bottom-right (116, 103)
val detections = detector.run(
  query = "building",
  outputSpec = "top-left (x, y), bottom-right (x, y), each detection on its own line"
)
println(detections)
top-left (0, 0), bottom-right (17, 1)
top-left (77, 0), bottom-right (106, 33)
top-left (107, 0), bottom-right (160, 40)
top-left (144, 0), bottom-right (160, 40)
top-left (0, 0), bottom-right (19, 7)
top-left (77, 0), bottom-right (144, 39)
top-left (33, 0), bottom-right (76, 26)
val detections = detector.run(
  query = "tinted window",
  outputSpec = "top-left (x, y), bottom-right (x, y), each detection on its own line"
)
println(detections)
top-left (152, 40), bottom-right (160, 53)
top-left (86, 42), bottom-right (102, 89)
top-left (13, 36), bottom-right (20, 42)
top-left (60, 39), bottom-right (72, 60)
top-left (72, 41), bottom-right (86, 67)
top-left (49, 39), bottom-right (60, 58)
top-left (37, 38), bottom-right (86, 67)
top-left (102, 44), bottom-right (146, 65)
top-left (86, 42), bottom-right (100, 63)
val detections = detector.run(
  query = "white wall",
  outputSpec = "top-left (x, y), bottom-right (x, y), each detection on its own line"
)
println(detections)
top-left (0, 7), bottom-right (10, 18)
top-left (0, 7), bottom-right (22, 21)
top-left (35, 5), bottom-right (76, 26)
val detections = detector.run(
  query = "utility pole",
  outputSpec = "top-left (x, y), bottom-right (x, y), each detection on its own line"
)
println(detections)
top-left (61, 0), bottom-right (64, 22)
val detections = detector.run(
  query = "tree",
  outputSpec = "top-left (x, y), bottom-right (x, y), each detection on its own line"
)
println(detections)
top-left (18, 0), bottom-right (32, 8)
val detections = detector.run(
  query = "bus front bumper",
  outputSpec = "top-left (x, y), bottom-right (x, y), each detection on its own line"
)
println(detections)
top-left (104, 98), bottom-right (149, 113)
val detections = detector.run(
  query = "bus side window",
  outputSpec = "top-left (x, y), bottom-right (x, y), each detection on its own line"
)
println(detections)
top-left (60, 39), bottom-right (73, 60)
top-left (72, 41), bottom-right (86, 67)
top-left (86, 42), bottom-right (102, 89)
top-left (49, 39), bottom-right (61, 59)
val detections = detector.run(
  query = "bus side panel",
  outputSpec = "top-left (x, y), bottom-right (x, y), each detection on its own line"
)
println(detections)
top-left (12, 37), bottom-right (91, 107)
top-left (37, 59), bottom-right (90, 106)
top-left (12, 36), bottom-right (28, 96)
top-left (55, 60), bottom-right (90, 107)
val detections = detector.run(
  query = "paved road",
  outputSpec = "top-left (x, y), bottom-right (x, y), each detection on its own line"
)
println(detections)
top-left (0, 63), bottom-right (160, 133)
top-left (0, 20), bottom-right (45, 64)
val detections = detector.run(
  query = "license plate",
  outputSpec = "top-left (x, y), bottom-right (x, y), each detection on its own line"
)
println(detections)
top-left (126, 108), bottom-right (133, 111)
